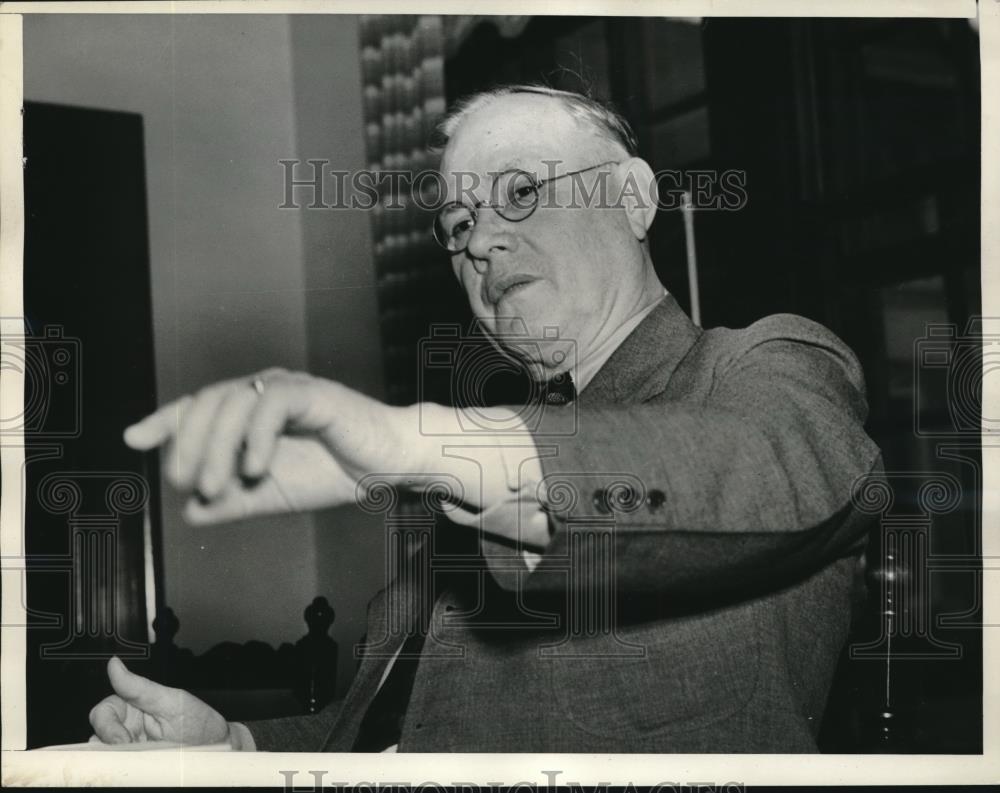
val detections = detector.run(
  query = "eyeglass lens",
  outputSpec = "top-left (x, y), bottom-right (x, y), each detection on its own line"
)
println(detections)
top-left (435, 169), bottom-right (540, 251)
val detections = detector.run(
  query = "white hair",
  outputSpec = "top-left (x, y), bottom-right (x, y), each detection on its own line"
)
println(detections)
top-left (434, 84), bottom-right (639, 157)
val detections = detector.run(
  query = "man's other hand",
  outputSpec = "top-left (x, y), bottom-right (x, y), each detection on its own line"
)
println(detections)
top-left (123, 370), bottom-right (419, 524)
top-left (88, 657), bottom-right (238, 747)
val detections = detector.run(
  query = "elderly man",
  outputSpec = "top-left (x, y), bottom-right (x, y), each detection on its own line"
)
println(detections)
top-left (89, 85), bottom-right (881, 752)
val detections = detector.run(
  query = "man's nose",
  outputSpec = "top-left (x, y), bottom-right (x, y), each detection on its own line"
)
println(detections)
top-left (465, 208), bottom-right (517, 265)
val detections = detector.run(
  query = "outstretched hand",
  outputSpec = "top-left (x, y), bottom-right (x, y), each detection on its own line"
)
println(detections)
top-left (124, 370), bottom-right (425, 524)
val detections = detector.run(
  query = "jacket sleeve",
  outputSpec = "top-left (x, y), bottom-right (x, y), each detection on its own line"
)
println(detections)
top-left (241, 700), bottom-right (343, 752)
top-left (481, 315), bottom-right (882, 596)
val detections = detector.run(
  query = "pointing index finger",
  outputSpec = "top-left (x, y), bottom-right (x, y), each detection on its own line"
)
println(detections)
top-left (123, 396), bottom-right (192, 451)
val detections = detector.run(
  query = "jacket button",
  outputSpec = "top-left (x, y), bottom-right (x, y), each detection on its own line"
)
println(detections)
top-left (592, 488), bottom-right (611, 514)
top-left (646, 489), bottom-right (666, 511)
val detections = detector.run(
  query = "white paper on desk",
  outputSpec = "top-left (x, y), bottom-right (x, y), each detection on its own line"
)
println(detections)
top-left (35, 740), bottom-right (231, 751)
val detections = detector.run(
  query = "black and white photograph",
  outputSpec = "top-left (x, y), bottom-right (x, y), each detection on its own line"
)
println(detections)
top-left (0, 0), bottom-right (996, 787)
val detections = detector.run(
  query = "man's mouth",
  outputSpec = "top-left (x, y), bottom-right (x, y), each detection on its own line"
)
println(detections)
top-left (485, 274), bottom-right (538, 306)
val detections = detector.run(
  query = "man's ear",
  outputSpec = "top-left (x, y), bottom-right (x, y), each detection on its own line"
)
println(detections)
top-left (616, 158), bottom-right (658, 241)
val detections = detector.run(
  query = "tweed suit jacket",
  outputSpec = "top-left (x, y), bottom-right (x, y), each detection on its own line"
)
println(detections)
top-left (247, 295), bottom-right (882, 753)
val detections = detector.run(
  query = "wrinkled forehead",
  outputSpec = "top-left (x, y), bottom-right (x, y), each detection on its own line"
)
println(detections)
top-left (439, 94), bottom-right (613, 201)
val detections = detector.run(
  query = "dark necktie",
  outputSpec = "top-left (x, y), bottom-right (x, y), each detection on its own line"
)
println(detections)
top-left (541, 370), bottom-right (576, 405)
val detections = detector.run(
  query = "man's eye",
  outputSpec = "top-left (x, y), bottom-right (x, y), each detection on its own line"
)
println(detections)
top-left (507, 182), bottom-right (537, 209)
top-left (452, 217), bottom-right (474, 236)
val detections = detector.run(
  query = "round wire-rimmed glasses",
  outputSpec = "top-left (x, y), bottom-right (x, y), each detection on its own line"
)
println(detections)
top-left (432, 160), bottom-right (619, 253)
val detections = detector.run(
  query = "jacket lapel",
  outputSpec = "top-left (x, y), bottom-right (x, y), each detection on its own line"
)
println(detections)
top-left (581, 294), bottom-right (702, 405)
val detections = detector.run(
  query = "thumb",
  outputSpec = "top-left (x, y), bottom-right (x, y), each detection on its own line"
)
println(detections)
top-left (107, 656), bottom-right (175, 715)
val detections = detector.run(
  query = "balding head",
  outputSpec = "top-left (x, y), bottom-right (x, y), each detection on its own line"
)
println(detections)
top-left (436, 84), bottom-right (638, 161)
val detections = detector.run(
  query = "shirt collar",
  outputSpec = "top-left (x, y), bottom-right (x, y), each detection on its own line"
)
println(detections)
top-left (572, 289), bottom-right (669, 393)
top-left (580, 292), bottom-right (703, 404)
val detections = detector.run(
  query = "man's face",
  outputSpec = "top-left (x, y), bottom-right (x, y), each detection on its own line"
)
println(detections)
top-left (440, 94), bottom-right (645, 377)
